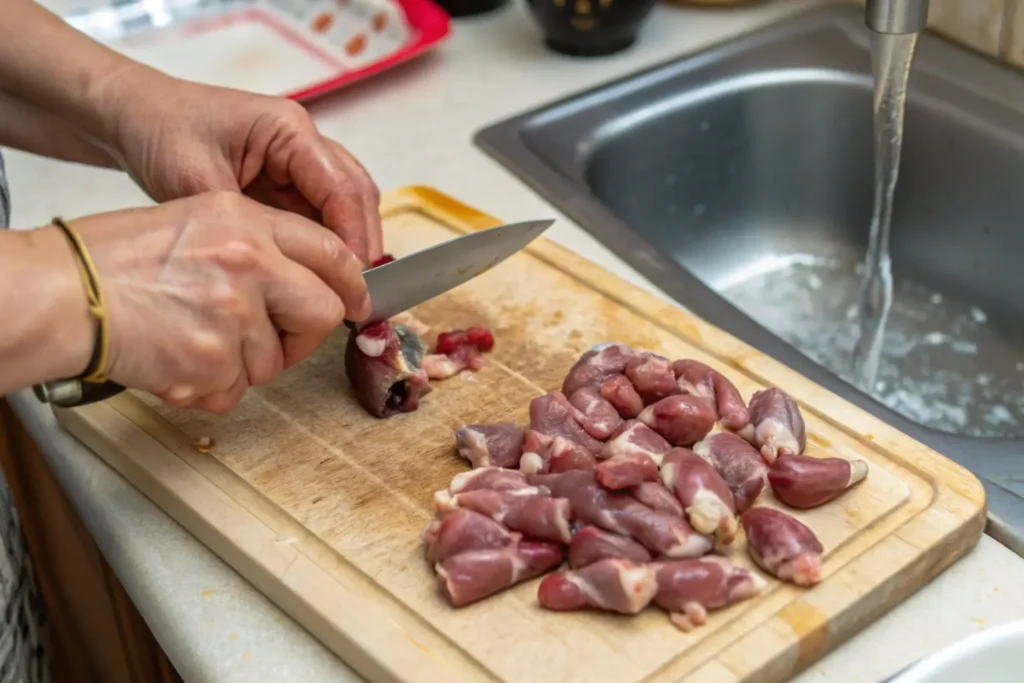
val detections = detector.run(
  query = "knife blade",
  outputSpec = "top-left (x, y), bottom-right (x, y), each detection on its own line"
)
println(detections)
top-left (35, 218), bottom-right (554, 408)
top-left (356, 218), bottom-right (554, 324)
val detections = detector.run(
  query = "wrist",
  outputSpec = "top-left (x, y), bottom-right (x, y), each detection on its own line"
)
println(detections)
top-left (11, 226), bottom-right (95, 384)
top-left (89, 65), bottom-right (181, 164)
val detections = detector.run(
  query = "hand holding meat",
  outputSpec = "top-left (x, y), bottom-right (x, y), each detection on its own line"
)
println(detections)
top-left (106, 73), bottom-right (383, 266)
top-left (49, 193), bottom-right (369, 413)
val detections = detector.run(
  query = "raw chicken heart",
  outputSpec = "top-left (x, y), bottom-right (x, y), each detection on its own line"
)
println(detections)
top-left (344, 321), bottom-right (432, 418)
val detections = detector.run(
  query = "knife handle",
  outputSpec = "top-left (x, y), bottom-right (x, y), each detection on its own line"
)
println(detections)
top-left (33, 378), bottom-right (126, 408)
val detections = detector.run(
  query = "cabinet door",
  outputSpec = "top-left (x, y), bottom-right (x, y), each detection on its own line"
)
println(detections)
top-left (0, 400), bottom-right (183, 683)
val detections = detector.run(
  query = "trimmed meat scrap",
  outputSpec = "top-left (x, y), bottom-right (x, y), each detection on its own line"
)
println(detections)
top-left (653, 556), bottom-right (767, 631)
top-left (422, 347), bottom-right (485, 380)
top-left (629, 482), bottom-right (684, 517)
top-left (693, 432), bottom-right (768, 513)
top-left (435, 327), bottom-right (495, 354)
top-left (673, 359), bottom-right (752, 435)
top-left (433, 488), bottom-right (572, 543)
top-left (741, 507), bottom-right (823, 586)
top-left (569, 387), bottom-right (624, 440)
top-left (448, 467), bottom-right (531, 494)
top-left (454, 423), bottom-right (524, 469)
top-left (600, 375), bottom-right (644, 418)
top-left (568, 526), bottom-right (652, 569)
top-left (562, 343), bottom-right (637, 398)
top-left (345, 321), bottom-right (432, 418)
top-left (661, 448), bottom-right (738, 544)
top-left (537, 558), bottom-right (658, 614)
top-left (748, 388), bottom-right (806, 463)
top-left (529, 471), bottom-right (712, 558)
top-left (423, 508), bottom-right (517, 564)
top-left (436, 540), bottom-right (564, 608)
top-left (424, 327), bottom-right (495, 379)
top-left (768, 454), bottom-right (869, 509)
top-left (625, 352), bottom-right (677, 405)
top-left (638, 395), bottom-right (717, 446)
top-left (595, 452), bottom-right (660, 490)
top-left (601, 420), bottom-right (671, 464)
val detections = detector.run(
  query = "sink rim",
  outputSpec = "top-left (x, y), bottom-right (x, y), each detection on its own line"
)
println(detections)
top-left (474, 3), bottom-right (1024, 552)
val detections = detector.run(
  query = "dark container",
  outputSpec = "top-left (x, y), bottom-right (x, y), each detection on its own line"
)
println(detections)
top-left (525, 0), bottom-right (657, 57)
top-left (435, 0), bottom-right (508, 16)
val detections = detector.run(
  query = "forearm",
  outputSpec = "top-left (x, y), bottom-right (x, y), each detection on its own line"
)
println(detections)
top-left (0, 227), bottom-right (93, 395)
top-left (0, 90), bottom-right (119, 168)
top-left (0, 0), bottom-right (173, 162)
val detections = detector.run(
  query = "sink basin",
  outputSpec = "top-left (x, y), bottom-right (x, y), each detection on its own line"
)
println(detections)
top-left (475, 4), bottom-right (1024, 552)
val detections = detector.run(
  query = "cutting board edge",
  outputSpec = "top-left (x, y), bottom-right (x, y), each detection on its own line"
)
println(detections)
top-left (52, 390), bottom-right (986, 683)
top-left (54, 400), bottom-right (498, 683)
top-left (49, 185), bottom-right (990, 683)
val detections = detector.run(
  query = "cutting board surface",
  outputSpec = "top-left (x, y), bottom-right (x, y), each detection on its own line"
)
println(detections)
top-left (57, 187), bottom-right (986, 683)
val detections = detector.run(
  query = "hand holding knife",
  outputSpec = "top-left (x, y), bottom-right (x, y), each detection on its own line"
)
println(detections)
top-left (35, 218), bottom-right (553, 408)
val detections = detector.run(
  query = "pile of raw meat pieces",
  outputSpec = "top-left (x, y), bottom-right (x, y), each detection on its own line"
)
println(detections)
top-left (422, 343), bottom-right (869, 630)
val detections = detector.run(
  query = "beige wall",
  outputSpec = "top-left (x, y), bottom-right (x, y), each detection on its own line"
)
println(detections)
top-left (850, 0), bottom-right (1024, 67)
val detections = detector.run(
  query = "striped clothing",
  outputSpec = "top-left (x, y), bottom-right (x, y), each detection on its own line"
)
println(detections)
top-left (0, 151), bottom-right (52, 683)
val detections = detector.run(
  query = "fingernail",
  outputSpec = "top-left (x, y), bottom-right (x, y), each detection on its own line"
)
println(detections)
top-left (358, 290), bottom-right (372, 317)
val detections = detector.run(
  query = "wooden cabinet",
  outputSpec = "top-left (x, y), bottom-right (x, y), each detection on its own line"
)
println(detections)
top-left (0, 399), bottom-right (183, 683)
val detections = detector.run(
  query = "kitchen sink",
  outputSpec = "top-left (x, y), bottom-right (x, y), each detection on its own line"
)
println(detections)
top-left (475, 4), bottom-right (1024, 552)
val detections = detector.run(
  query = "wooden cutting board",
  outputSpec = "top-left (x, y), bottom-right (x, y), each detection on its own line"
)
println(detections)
top-left (55, 186), bottom-right (986, 683)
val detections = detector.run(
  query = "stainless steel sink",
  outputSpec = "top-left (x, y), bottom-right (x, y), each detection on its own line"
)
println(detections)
top-left (475, 4), bottom-right (1024, 553)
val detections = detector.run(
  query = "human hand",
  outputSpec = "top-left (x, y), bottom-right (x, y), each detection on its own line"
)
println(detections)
top-left (46, 191), bottom-right (371, 413)
top-left (105, 71), bottom-right (383, 266)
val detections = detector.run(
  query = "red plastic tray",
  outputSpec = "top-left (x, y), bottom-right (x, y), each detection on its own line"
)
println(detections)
top-left (288, 0), bottom-right (451, 101)
top-left (63, 0), bottom-right (452, 101)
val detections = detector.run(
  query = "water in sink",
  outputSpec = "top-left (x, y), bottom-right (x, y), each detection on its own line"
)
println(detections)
top-left (720, 252), bottom-right (1024, 439)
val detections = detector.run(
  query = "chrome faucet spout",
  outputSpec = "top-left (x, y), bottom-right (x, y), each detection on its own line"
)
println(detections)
top-left (865, 0), bottom-right (930, 34)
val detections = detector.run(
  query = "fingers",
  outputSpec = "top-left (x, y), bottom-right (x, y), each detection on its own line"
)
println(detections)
top-left (322, 136), bottom-right (383, 263)
top-left (261, 112), bottom-right (381, 265)
top-left (263, 258), bottom-right (347, 368)
top-left (242, 313), bottom-right (286, 386)
top-left (194, 369), bottom-right (250, 414)
top-left (270, 210), bottom-right (371, 321)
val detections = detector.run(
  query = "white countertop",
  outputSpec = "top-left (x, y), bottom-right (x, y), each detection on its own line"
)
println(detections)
top-left (7, 1), bottom-right (1024, 681)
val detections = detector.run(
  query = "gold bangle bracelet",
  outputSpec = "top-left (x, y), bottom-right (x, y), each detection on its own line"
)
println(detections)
top-left (51, 217), bottom-right (110, 383)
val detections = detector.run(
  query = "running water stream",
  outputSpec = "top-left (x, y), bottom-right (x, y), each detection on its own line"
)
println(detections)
top-left (850, 32), bottom-right (919, 391)
top-left (718, 25), bottom-right (1023, 438)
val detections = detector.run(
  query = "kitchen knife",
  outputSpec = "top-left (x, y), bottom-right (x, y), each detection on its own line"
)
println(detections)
top-left (34, 218), bottom-right (554, 408)
top-left (356, 218), bottom-right (553, 324)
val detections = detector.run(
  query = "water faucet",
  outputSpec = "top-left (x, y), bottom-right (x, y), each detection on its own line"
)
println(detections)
top-left (865, 0), bottom-right (930, 34)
